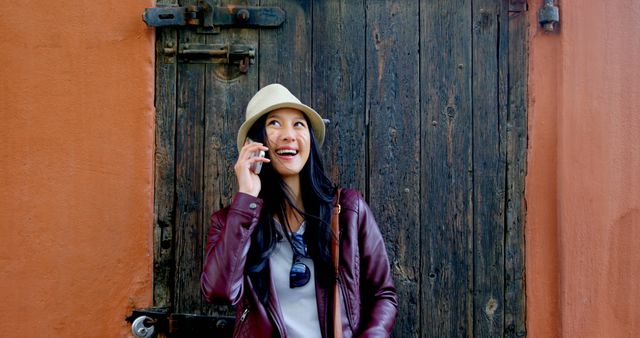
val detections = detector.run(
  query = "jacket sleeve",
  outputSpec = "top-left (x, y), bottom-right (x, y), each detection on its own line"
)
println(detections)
top-left (355, 195), bottom-right (398, 337)
top-left (200, 192), bottom-right (262, 306)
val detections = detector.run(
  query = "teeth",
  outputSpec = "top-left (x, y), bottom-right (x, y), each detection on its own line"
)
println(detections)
top-left (276, 149), bottom-right (297, 155)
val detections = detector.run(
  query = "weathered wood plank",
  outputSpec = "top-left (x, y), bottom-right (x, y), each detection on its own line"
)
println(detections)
top-left (312, 0), bottom-right (366, 193)
top-left (472, 0), bottom-right (508, 336)
top-left (420, 0), bottom-right (474, 336)
top-left (259, 0), bottom-right (312, 102)
top-left (504, 4), bottom-right (528, 337)
top-left (152, 7), bottom-right (177, 308)
top-left (200, 0), bottom-right (260, 318)
top-left (365, 1), bottom-right (421, 337)
top-left (173, 0), bottom-right (207, 312)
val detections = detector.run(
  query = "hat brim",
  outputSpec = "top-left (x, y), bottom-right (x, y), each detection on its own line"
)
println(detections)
top-left (236, 102), bottom-right (325, 152)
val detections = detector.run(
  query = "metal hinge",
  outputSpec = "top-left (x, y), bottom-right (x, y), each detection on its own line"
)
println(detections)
top-left (143, 0), bottom-right (285, 34)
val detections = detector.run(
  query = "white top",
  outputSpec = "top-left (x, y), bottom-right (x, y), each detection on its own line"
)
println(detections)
top-left (270, 221), bottom-right (322, 338)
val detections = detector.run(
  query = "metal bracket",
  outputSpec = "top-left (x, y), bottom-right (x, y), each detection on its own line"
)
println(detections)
top-left (143, 0), bottom-right (285, 34)
top-left (539, 0), bottom-right (560, 32)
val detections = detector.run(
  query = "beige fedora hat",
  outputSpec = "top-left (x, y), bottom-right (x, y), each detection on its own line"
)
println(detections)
top-left (236, 84), bottom-right (325, 151)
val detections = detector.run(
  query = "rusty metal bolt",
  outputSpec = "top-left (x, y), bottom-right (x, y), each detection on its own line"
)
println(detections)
top-left (236, 9), bottom-right (250, 22)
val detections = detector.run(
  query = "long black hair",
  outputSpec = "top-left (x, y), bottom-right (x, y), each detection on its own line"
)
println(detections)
top-left (244, 114), bottom-right (336, 304)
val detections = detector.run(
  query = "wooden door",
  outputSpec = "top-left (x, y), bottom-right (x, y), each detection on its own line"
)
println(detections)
top-left (149, 0), bottom-right (527, 337)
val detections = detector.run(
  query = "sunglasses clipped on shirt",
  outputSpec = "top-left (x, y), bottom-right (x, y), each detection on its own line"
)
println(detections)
top-left (290, 233), bottom-right (311, 288)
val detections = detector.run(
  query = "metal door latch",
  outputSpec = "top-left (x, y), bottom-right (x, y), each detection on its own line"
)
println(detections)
top-left (176, 43), bottom-right (255, 72)
top-left (539, 0), bottom-right (560, 32)
top-left (143, 0), bottom-right (285, 33)
top-left (127, 307), bottom-right (235, 336)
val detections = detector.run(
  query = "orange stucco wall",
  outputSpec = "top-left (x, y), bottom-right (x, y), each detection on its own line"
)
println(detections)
top-left (0, 1), bottom-right (154, 337)
top-left (527, 0), bottom-right (640, 337)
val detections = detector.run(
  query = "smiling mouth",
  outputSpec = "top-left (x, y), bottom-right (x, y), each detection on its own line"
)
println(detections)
top-left (276, 149), bottom-right (298, 156)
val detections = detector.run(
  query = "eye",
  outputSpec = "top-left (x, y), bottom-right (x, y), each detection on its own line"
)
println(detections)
top-left (294, 121), bottom-right (307, 127)
top-left (267, 119), bottom-right (280, 127)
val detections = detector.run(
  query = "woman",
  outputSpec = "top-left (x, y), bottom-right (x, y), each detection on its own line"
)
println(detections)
top-left (201, 84), bottom-right (398, 338)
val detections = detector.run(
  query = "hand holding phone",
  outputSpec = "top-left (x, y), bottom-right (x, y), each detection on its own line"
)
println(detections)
top-left (236, 139), bottom-right (269, 196)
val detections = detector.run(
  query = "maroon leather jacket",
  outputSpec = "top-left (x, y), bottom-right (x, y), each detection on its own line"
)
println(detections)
top-left (201, 189), bottom-right (398, 338)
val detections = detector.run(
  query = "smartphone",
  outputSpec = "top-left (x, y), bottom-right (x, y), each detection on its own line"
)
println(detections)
top-left (247, 138), bottom-right (266, 174)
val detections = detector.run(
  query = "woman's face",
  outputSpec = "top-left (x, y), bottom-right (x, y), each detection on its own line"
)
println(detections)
top-left (264, 108), bottom-right (311, 179)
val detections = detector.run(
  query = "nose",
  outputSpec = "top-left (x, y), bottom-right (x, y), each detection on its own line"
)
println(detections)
top-left (280, 124), bottom-right (296, 142)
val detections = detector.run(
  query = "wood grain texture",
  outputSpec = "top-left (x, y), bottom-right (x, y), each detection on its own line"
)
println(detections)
top-left (173, 0), bottom-right (207, 313)
top-left (201, 0), bottom-right (260, 317)
top-left (260, 0), bottom-right (313, 100)
top-left (420, 0), bottom-right (474, 336)
top-left (365, 1), bottom-right (421, 337)
top-left (472, 0), bottom-right (508, 336)
top-left (312, 0), bottom-right (366, 192)
top-left (504, 5), bottom-right (528, 338)
top-left (153, 24), bottom-right (177, 309)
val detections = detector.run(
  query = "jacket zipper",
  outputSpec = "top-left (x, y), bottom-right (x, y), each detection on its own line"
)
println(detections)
top-left (240, 308), bottom-right (249, 322)
top-left (233, 306), bottom-right (249, 338)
